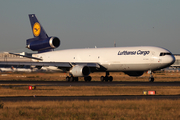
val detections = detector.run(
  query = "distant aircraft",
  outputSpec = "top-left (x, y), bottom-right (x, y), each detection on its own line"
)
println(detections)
top-left (0, 14), bottom-right (175, 82)
top-left (0, 65), bottom-right (32, 72)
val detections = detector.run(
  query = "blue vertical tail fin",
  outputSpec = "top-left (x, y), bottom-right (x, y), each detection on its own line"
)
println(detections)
top-left (29, 14), bottom-right (48, 39)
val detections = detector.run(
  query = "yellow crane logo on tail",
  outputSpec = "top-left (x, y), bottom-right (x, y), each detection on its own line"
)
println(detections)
top-left (33, 22), bottom-right (41, 37)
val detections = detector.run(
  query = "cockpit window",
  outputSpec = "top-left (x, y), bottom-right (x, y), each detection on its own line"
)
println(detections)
top-left (160, 52), bottom-right (172, 56)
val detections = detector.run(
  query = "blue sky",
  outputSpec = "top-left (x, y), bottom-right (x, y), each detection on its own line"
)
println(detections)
top-left (0, 0), bottom-right (180, 53)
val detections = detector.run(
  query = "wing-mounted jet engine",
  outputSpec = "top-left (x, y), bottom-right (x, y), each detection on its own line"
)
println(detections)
top-left (69, 65), bottom-right (90, 77)
top-left (66, 64), bottom-right (93, 82)
top-left (26, 14), bottom-right (60, 53)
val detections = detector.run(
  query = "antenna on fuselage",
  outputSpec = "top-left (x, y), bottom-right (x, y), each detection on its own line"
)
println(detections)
top-left (114, 41), bottom-right (116, 47)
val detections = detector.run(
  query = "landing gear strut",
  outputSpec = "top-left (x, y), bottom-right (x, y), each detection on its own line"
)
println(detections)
top-left (100, 72), bottom-right (113, 82)
top-left (148, 71), bottom-right (154, 82)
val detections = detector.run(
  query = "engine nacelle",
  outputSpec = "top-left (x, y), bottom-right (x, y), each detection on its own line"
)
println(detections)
top-left (26, 37), bottom-right (60, 51)
top-left (124, 71), bottom-right (144, 77)
top-left (69, 65), bottom-right (90, 77)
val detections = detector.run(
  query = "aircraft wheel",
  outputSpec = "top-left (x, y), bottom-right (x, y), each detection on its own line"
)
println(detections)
top-left (109, 76), bottom-right (113, 82)
top-left (84, 77), bottom-right (88, 82)
top-left (84, 76), bottom-right (92, 82)
top-left (100, 76), bottom-right (104, 82)
top-left (149, 77), bottom-right (154, 82)
top-left (105, 76), bottom-right (108, 82)
top-left (87, 76), bottom-right (92, 81)
top-left (74, 77), bottom-right (78, 82)
top-left (66, 76), bottom-right (70, 82)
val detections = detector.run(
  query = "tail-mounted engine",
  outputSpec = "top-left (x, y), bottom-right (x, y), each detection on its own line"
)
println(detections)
top-left (26, 37), bottom-right (60, 52)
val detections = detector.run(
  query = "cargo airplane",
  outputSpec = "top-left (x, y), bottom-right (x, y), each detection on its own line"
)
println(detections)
top-left (0, 14), bottom-right (175, 82)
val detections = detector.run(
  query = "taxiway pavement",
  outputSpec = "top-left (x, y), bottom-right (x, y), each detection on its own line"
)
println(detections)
top-left (1, 95), bottom-right (180, 102)
top-left (0, 81), bottom-right (180, 86)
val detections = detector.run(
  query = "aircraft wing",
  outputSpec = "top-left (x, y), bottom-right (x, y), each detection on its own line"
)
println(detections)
top-left (0, 61), bottom-right (100, 68)
top-left (0, 61), bottom-right (71, 67)
top-left (2, 53), bottom-right (100, 68)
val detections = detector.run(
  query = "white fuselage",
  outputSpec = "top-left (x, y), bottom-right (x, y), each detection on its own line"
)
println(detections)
top-left (33, 46), bottom-right (175, 72)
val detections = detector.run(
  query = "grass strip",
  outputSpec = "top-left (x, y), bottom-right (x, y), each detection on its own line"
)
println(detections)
top-left (0, 100), bottom-right (180, 120)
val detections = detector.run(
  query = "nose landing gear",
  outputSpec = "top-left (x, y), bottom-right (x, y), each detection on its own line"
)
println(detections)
top-left (148, 70), bottom-right (154, 82)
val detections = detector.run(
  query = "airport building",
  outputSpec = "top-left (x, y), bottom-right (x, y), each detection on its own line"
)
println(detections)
top-left (0, 52), bottom-right (32, 62)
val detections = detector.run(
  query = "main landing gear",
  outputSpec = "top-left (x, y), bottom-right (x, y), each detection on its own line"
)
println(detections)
top-left (66, 72), bottom-right (113, 82)
top-left (66, 76), bottom-right (78, 82)
top-left (84, 76), bottom-right (92, 82)
top-left (100, 72), bottom-right (113, 82)
top-left (148, 70), bottom-right (154, 82)
top-left (66, 76), bottom-right (92, 82)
